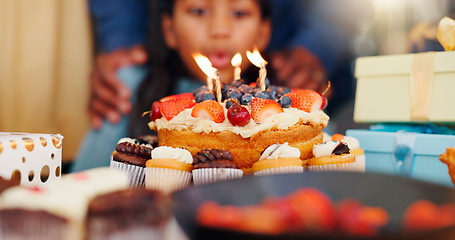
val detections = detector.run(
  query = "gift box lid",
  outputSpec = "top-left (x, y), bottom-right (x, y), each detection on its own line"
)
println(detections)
top-left (355, 51), bottom-right (455, 77)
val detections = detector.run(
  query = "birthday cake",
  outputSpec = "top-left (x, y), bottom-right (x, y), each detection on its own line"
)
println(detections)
top-left (148, 79), bottom-right (329, 169)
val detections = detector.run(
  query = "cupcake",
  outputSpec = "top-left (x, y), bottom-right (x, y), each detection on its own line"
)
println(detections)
top-left (86, 188), bottom-right (171, 240)
top-left (307, 141), bottom-right (356, 172)
top-left (0, 167), bottom-right (129, 240)
top-left (0, 186), bottom-right (70, 240)
top-left (145, 146), bottom-right (193, 194)
top-left (252, 142), bottom-right (304, 176)
top-left (192, 149), bottom-right (243, 185)
top-left (110, 137), bottom-right (155, 188)
top-left (334, 135), bottom-right (365, 172)
top-left (440, 147), bottom-right (455, 186)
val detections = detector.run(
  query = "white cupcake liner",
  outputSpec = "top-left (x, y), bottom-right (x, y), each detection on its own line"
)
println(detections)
top-left (192, 168), bottom-right (243, 186)
top-left (89, 226), bottom-right (165, 240)
top-left (307, 162), bottom-right (356, 172)
top-left (145, 168), bottom-right (192, 194)
top-left (110, 160), bottom-right (146, 188)
top-left (354, 155), bottom-right (366, 173)
top-left (254, 166), bottom-right (304, 176)
top-left (0, 211), bottom-right (68, 239)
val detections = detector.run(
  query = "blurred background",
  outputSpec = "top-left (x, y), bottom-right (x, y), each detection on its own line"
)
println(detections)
top-left (0, 0), bottom-right (453, 169)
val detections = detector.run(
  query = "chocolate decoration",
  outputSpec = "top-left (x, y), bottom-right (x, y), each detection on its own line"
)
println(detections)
top-left (137, 135), bottom-right (159, 148)
top-left (112, 151), bottom-right (148, 167)
top-left (87, 189), bottom-right (171, 234)
top-left (116, 142), bottom-right (152, 159)
top-left (193, 149), bottom-right (238, 169)
top-left (332, 142), bottom-right (351, 155)
top-left (193, 160), bottom-right (239, 169)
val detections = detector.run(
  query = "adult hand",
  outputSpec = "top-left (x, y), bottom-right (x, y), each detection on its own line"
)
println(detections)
top-left (270, 46), bottom-right (331, 97)
top-left (89, 45), bottom-right (147, 129)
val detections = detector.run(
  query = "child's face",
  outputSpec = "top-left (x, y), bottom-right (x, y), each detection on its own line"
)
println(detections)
top-left (162, 0), bottom-right (271, 84)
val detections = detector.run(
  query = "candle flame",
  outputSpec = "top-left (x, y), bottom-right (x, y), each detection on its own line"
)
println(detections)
top-left (193, 53), bottom-right (217, 79)
top-left (246, 48), bottom-right (267, 68)
top-left (231, 53), bottom-right (242, 67)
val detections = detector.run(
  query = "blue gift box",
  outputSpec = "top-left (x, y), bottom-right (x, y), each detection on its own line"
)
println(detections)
top-left (346, 125), bottom-right (455, 187)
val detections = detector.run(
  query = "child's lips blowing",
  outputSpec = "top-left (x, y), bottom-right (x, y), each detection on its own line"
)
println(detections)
top-left (208, 52), bottom-right (231, 69)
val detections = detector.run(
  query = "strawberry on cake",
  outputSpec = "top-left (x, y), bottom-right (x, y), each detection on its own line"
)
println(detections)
top-left (148, 79), bottom-right (329, 169)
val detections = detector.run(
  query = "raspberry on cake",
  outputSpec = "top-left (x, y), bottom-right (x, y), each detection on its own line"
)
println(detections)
top-left (148, 81), bottom-right (329, 169)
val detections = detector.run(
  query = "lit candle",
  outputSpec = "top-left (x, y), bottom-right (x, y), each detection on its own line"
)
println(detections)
top-left (193, 53), bottom-right (222, 102)
top-left (193, 53), bottom-right (216, 91)
top-left (231, 53), bottom-right (242, 80)
top-left (215, 70), bottom-right (221, 102)
top-left (246, 49), bottom-right (267, 91)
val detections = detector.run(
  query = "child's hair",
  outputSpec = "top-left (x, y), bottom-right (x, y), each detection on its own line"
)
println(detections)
top-left (129, 0), bottom-right (271, 137)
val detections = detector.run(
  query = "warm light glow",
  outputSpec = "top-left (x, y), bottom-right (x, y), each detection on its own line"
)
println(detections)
top-left (246, 48), bottom-right (267, 68)
top-left (231, 53), bottom-right (242, 67)
top-left (193, 53), bottom-right (217, 79)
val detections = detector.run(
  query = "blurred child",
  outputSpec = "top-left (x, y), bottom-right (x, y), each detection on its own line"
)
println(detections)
top-left (71, 0), bottom-right (272, 171)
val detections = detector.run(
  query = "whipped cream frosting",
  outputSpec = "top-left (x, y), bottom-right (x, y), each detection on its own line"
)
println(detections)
top-left (340, 136), bottom-right (360, 150)
top-left (259, 142), bottom-right (301, 160)
top-left (150, 104), bottom-right (329, 139)
top-left (313, 141), bottom-right (341, 158)
top-left (151, 146), bottom-right (193, 164)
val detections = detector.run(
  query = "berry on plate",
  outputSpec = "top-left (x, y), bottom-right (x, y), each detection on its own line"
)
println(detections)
top-left (250, 98), bottom-right (284, 123)
top-left (191, 100), bottom-right (225, 123)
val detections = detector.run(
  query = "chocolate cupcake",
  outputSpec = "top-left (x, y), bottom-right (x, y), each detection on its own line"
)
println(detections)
top-left (86, 188), bottom-right (170, 240)
top-left (192, 149), bottom-right (243, 185)
top-left (110, 137), bottom-right (155, 188)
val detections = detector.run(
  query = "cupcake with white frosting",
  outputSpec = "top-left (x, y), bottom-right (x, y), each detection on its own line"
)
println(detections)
top-left (252, 142), bottom-right (304, 176)
top-left (308, 141), bottom-right (356, 172)
top-left (145, 146), bottom-right (193, 194)
top-left (338, 136), bottom-right (365, 172)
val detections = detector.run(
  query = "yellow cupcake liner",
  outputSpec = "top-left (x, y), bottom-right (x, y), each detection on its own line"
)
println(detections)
top-left (307, 162), bottom-right (357, 172)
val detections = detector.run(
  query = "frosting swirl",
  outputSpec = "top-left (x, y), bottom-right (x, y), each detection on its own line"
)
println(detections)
top-left (151, 146), bottom-right (193, 164)
top-left (259, 142), bottom-right (301, 160)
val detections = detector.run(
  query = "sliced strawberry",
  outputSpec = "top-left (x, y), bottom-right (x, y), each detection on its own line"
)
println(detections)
top-left (150, 101), bottom-right (163, 121)
top-left (160, 92), bottom-right (195, 102)
top-left (250, 98), bottom-right (284, 123)
top-left (284, 90), bottom-right (323, 113)
top-left (158, 98), bottom-right (196, 120)
top-left (191, 100), bottom-right (225, 123)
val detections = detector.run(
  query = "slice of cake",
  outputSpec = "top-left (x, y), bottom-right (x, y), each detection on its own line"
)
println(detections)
top-left (148, 81), bottom-right (329, 169)
top-left (0, 167), bottom-right (129, 240)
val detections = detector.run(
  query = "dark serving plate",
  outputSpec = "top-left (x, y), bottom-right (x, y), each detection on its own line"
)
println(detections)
top-left (171, 172), bottom-right (455, 240)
